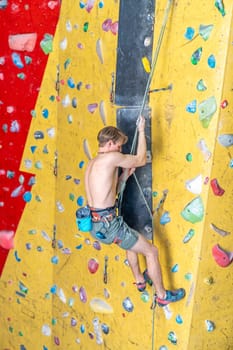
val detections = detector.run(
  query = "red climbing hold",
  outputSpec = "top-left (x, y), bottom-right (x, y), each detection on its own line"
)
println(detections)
top-left (210, 178), bottom-right (225, 196)
top-left (212, 244), bottom-right (233, 267)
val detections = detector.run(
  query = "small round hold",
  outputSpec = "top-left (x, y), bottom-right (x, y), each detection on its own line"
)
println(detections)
top-left (144, 36), bottom-right (152, 47)
top-left (220, 99), bottom-right (228, 109)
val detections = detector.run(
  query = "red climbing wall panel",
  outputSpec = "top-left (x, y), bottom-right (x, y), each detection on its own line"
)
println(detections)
top-left (0, 1), bottom-right (60, 274)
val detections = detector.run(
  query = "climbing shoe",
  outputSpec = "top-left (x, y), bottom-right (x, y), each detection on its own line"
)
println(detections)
top-left (154, 288), bottom-right (185, 307)
top-left (134, 281), bottom-right (147, 292)
top-left (134, 269), bottom-right (153, 292)
top-left (143, 269), bottom-right (153, 286)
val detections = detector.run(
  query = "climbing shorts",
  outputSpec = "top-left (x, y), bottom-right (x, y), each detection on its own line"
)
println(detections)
top-left (90, 209), bottom-right (139, 250)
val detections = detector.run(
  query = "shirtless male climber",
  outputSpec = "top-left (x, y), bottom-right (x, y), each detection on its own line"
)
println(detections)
top-left (84, 116), bottom-right (185, 307)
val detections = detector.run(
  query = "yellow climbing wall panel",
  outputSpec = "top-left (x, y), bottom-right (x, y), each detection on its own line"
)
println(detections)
top-left (1, 1), bottom-right (233, 349)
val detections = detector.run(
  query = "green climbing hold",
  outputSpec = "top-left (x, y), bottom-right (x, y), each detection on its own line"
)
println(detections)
top-left (181, 196), bottom-right (204, 223)
top-left (198, 96), bottom-right (217, 128)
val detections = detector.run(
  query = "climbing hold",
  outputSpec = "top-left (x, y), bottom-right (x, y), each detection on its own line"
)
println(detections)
top-left (176, 314), bottom-right (183, 324)
top-left (212, 244), bottom-right (233, 267)
top-left (67, 77), bottom-right (75, 88)
top-left (198, 96), bottom-right (217, 128)
top-left (185, 174), bottom-right (203, 194)
top-left (191, 47), bottom-right (202, 65)
top-left (220, 99), bottom-right (228, 108)
top-left (71, 317), bottom-right (77, 327)
top-left (183, 229), bottom-right (195, 243)
top-left (210, 178), bottom-right (225, 196)
top-left (42, 109), bottom-right (49, 118)
top-left (160, 211), bottom-right (171, 225)
top-left (218, 134), bottom-right (233, 147)
top-left (11, 185), bottom-right (24, 197)
top-left (141, 291), bottom-right (150, 303)
top-left (99, 100), bottom-right (107, 125)
top-left (168, 331), bottom-right (177, 345)
top-left (0, 230), bottom-right (14, 249)
top-left (210, 223), bottom-right (230, 237)
top-left (93, 240), bottom-right (101, 250)
top-left (88, 258), bottom-right (99, 273)
top-left (171, 264), bottom-right (179, 272)
top-left (181, 196), bottom-right (204, 224)
top-left (96, 39), bottom-right (104, 64)
top-left (110, 21), bottom-right (118, 35)
top-left (184, 27), bottom-right (195, 40)
top-left (186, 99), bottom-right (197, 113)
top-left (40, 34), bottom-right (53, 55)
top-left (62, 94), bottom-right (71, 107)
top-left (41, 324), bottom-right (51, 336)
top-left (23, 191), bottom-right (32, 202)
top-left (34, 131), bottom-right (44, 139)
top-left (51, 256), bottom-right (59, 264)
top-left (122, 297), bottom-right (134, 312)
top-left (102, 18), bottom-right (112, 32)
top-left (101, 323), bottom-right (110, 335)
top-left (184, 273), bottom-right (192, 281)
top-left (11, 52), bottom-right (24, 68)
top-left (85, 0), bottom-right (95, 12)
top-left (215, 0), bottom-right (225, 16)
top-left (207, 54), bottom-right (216, 68)
top-left (93, 318), bottom-right (103, 345)
top-left (186, 153), bottom-right (192, 162)
top-left (196, 79), bottom-right (207, 91)
top-left (197, 139), bottom-right (212, 161)
top-left (142, 56), bottom-right (151, 73)
top-left (72, 97), bottom-right (78, 108)
top-left (88, 103), bottom-right (98, 113)
top-left (99, 1), bottom-right (104, 9)
top-left (57, 287), bottom-right (66, 303)
top-left (9, 33), bottom-right (37, 51)
top-left (205, 320), bottom-right (215, 332)
top-left (80, 324), bottom-right (85, 333)
top-left (199, 24), bottom-right (214, 41)
top-left (90, 298), bottom-right (113, 313)
top-left (79, 286), bottom-right (87, 303)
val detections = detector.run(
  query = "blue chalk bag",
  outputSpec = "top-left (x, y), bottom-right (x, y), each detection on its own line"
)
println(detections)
top-left (76, 206), bottom-right (93, 232)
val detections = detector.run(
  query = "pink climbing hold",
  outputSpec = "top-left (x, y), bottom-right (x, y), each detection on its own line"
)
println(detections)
top-left (8, 33), bottom-right (37, 52)
top-left (110, 21), bottom-right (118, 35)
top-left (102, 19), bottom-right (112, 32)
top-left (88, 258), bottom-right (99, 273)
top-left (212, 244), bottom-right (233, 267)
top-left (210, 178), bottom-right (225, 196)
top-left (0, 230), bottom-right (15, 250)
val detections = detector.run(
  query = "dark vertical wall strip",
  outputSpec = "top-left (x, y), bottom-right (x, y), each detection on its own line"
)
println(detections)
top-left (115, 0), bottom-right (155, 106)
top-left (115, 1), bottom-right (155, 238)
top-left (117, 108), bottom-right (152, 238)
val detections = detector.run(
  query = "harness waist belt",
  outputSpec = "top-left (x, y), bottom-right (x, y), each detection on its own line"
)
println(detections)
top-left (90, 205), bottom-right (116, 222)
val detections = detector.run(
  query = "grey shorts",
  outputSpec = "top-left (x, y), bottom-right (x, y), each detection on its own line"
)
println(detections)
top-left (90, 216), bottom-right (139, 250)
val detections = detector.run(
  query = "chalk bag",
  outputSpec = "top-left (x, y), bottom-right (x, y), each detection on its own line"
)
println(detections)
top-left (76, 206), bottom-right (93, 232)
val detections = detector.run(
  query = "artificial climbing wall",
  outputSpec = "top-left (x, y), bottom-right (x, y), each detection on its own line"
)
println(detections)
top-left (0, 1), bottom-right (233, 350)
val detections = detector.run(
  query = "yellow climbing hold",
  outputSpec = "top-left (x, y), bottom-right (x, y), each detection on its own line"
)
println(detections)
top-left (142, 56), bottom-right (151, 73)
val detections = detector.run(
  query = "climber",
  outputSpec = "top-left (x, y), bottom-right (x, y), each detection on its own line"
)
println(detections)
top-left (84, 116), bottom-right (185, 307)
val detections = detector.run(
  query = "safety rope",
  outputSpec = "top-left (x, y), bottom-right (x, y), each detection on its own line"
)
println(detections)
top-left (118, 0), bottom-right (174, 219)
top-left (116, 1), bottom-right (174, 349)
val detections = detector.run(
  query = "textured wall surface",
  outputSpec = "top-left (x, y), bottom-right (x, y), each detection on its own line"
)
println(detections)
top-left (0, 0), bottom-right (233, 349)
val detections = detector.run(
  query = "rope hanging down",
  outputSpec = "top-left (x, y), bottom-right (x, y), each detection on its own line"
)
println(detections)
top-left (118, 0), bottom-right (174, 219)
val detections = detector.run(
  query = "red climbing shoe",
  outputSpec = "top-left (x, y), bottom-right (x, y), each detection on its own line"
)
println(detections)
top-left (134, 281), bottom-right (147, 292)
top-left (154, 288), bottom-right (186, 307)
